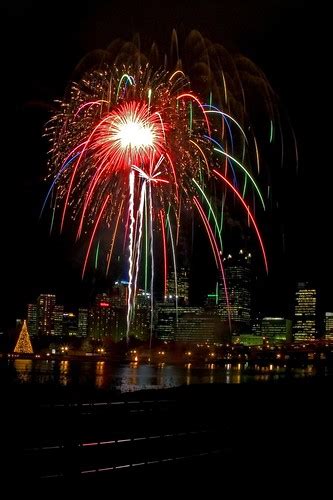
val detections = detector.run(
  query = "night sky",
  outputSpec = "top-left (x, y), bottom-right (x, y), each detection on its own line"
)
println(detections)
top-left (1, 1), bottom-right (329, 330)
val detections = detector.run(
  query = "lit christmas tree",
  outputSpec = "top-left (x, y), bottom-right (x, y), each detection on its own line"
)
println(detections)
top-left (14, 320), bottom-right (33, 354)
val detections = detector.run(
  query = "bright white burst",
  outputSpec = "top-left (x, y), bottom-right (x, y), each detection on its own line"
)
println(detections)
top-left (115, 120), bottom-right (155, 149)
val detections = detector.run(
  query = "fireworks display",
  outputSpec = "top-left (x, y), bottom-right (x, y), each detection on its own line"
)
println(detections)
top-left (44, 31), bottom-right (288, 340)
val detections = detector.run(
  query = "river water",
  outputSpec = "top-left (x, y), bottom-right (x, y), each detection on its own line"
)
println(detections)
top-left (2, 357), bottom-right (330, 392)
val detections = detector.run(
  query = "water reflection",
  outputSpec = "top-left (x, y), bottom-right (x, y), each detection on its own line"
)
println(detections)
top-left (128, 362), bottom-right (138, 387)
top-left (157, 363), bottom-right (165, 386)
top-left (14, 359), bottom-right (32, 382)
top-left (185, 364), bottom-right (191, 385)
top-left (95, 361), bottom-right (105, 388)
top-left (59, 360), bottom-right (69, 386)
top-left (3, 359), bottom-right (324, 392)
top-left (209, 365), bottom-right (215, 384)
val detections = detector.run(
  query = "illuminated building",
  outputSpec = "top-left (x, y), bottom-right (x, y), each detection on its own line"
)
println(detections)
top-left (218, 250), bottom-right (252, 333)
top-left (89, 290), bottom-right (127, 341)
top-left (53, 305), bottom-right (64, 336)
top-left (78, 308), bottom-right (89, 337)
top-left (110, 283), bottom-right (128, 341)
top-left (63, 311), bottom-right (77, 336)
top-left (27, 304), bottom-right (37, 336)
top-left (131, 290), bottom-right (150, 341)
top-left (27, 294), bottom-right (66, 336)
top-left (293, 282), bottom-right (317, 341)
top-left (325, 312), bottom-right (333, 340)
top-left (112, 281), bottom-right (128, 307)
top-left (37, 294), bottom-right (56, 335)
top-left (174, 309), bottom-right (224, 343)
top-left (167, 267), bottom-right (189, 305)
top-left (89, 293), bottom-right (113, 339)
top-left (261, 317), bottom-right (292, 344)
top-left (155, 304), bottom-right (226, 343)
top-left (155, 302), bottom-right (178, 341)
top-left (251, 316), bottom-right (262, 336)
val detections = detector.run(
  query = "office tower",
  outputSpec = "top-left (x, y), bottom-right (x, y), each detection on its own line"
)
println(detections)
top-left (89, 293), bottom-right (113, 339)
top-left (112, 281), bottom-right (128, 307)
top-left (154, 302), bottom-right (178, 341)
top-left (27, 304), bottom-right (37, 336)
top-left (89, 290), bottom-right (127, 341)
top-left (218, 250), bottom-right (252, 333)
top-left (131, 290), bottom-right (150, 341)
top-left (63, 311), bottom-right (77, 336)
top-left (293, 282), bottom-right (317, 341)
top-left (78, 308), bottom-right (89, 337)
top-left (155, 303), bottom-right (226, 344)
top-left (53, 304), bottom-right (64, 336)
top-left (325, 312), bottom-right (333, 340)
top-left (110, 282), bottom-right (128, 341)
top-left (167, 267), bottom-right (189, 305)
top-left (174, 309), bottom-right (224, 344)
top-left (37, 294), bottom-right (56, 335)
top-left (261, 317), bottom-right (292, 344)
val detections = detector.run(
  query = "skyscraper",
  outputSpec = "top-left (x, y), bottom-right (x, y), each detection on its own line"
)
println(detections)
top-left (110, 283), bottom-right (128, 341)
top-left (27, 303), bottom-right (37, 337)
top-left (78, 308), bottom-right (89, 337)
top-left (167, 267), bottom-right (189, 305)
top-left (325, 312), bottom-right (333, 340)
top-left (131, 290), bottom-right (150, 341)
top-left (89, 290), bottom-right (127, 341)
top-left (112, 281), bottom-right (128, 307)
top-left (53, 305), bottom-right (64, 336)
top-left (37, 294), bottom-right (56, 335)
top-left (218, 250), bottom-right (252, 333)
top-left (293, 282), bottom-right (317, 341)
top-left (63, 311), bottom-right (77, 336)
top-left (155, 302), bottom-right (178, 341)
top-left (89, 293), bottom-right (113, 339)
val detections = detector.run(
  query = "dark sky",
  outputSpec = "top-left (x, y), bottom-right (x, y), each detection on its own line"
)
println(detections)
top-left (1, 0), bottom-right (330, 329)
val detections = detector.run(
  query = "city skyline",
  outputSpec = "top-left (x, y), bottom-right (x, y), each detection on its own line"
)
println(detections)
top-left (19, 278), bottom-right (333, 342)
top-left (2, 1), bottom-right (330, 331)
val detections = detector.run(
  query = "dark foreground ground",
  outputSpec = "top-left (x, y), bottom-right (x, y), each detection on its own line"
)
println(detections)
top-left (2, 377), bottom-right (333, 493)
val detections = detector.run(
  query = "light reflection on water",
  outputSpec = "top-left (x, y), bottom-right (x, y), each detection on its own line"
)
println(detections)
top-left (59, 360), bottom-right (69, 386)
top-left (95, 361), bottom-right (105, 388)
top-left (13, 359), bottom-right (33, 382)
top-left (5, 358), bottom-right (326, 392)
